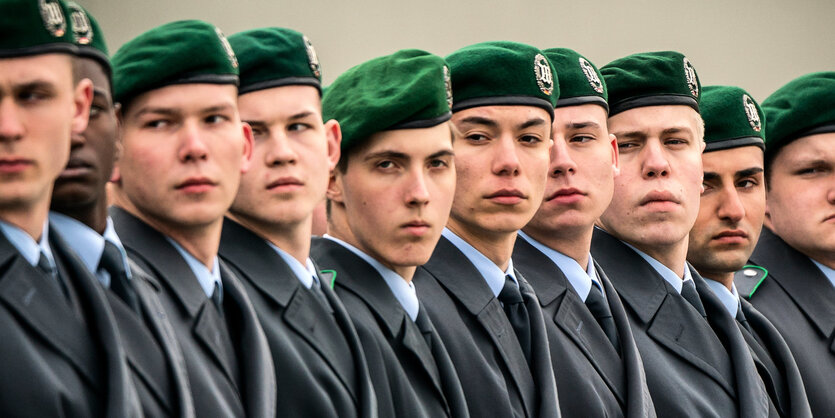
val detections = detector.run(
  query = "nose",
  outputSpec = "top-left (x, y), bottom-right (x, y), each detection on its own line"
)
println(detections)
top-left (549, 137), bottom-right (577, 177)
top-left (0, 99), bottom-right (24, 143)
top-left (405, 167), bottom-right (430, 208)
top-left (265, 130), bottom-right (298, 166)
top-left (641, 140), bottom-right (670, 179)
top-left (492, 135), bottom-right (521, 176)
top-left (717, 184), bottom-right (745, 224)
top-left (177, 120), bottom-right (209, 162)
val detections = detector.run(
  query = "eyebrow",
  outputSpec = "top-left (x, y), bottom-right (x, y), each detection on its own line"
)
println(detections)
top-left (427, 149), bottom-right (454, 160)
top-left (613, 130), bottom-right (646, 141)
top-left (13, 80), bottom-right (56, 92)
top-left (702, 167), bottom-right (764, 181)
top-left (364, 150), bottom-right (410, 162)
top-left (133, 107), bottom-right (180, 119)
top-left (457, 116), bottom-right (499, 129)
top-left (564, 121), bottom-right (601, 130)
top-left (288, 110), bottom-right (315, 121)
top-left (518, 118), bottom-right (548, 130)
top-left (660, 127), bottom-right (694, 136)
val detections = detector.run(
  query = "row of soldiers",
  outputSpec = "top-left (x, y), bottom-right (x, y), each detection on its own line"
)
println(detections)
top-left (1, 0), bottom-right (833, 416)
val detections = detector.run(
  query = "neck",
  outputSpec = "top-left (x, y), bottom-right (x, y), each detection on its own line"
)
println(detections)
top-left (228, 212), bottom-right (311, 265)
top-left (632, 239), bottom-right (689, 277)
top-left (523, 224), bottom-right (591, 268)
top-left (700, 270), bottom-right (734, 291)
top-left (51, 198), bottom-right (108, 235)
top-left (447, 219), bottom-right (515, 271)
top-left (1, 200), bottom-right (50, 241)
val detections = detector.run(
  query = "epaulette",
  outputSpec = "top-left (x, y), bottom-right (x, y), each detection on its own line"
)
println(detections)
top-left (734, 265), bottom-right (768, 299)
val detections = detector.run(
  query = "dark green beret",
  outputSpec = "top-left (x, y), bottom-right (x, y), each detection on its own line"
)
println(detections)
top-left (111, 20), bottom-right (239, 106)
top-left (228, 27), bottom-right (322, 95)
top-left (601, 51), bottom-right (701, 116)
top-left (66, 2), bottom-right (109, 72)
top-left (322, 49), bottom-right (452, 151)
top-left (701, 85), bottom-right (765, 152)
top-left (762, 72), bottom-right (835, 155)
top-left (543, 48), bottom-right (607, 112)
top-left (446, 41), bottom-right (558, 119)
top-left (0, 0), bottom-right (77, 58)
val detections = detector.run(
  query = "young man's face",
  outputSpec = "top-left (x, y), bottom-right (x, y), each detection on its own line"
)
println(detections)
top-left (52, 57), bottom-right (117, 211)
top-left (448, 105), bottom-right (552, 239)
top-left (687, 146), bottom-right (765, 277)
top-left (524, 103), bottom-right (617, 238)
top-left (113, 83), bottom-right (252, 232)
top-left (230, 85), bottom-right (339, 231)
top-left (329, 123), bottom-right (455, 270)
top-left (765, 133), bottom-right (835, 267)
top-left (0, 53), bottom-right (91, 214)
top-left (600, 105), bottom-right (705, 251)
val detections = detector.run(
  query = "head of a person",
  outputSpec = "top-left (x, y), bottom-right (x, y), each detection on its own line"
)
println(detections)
top-left (445, 41), bottom-right (556, 242)
top-left (51, 2), bottom-right (118, 216)
top-left (523, 48), bottom-right (618, 242)
top-left (323, 49), bottom-right (456, 272)
top-left (761, 72), bottom-right (835, 267)
top-left (226, 27), bottom-right (339, 235)
top-left (0, 0), bottom-right (92, 222)
top-left (687, 85), bottom-right (766, 278)
top-left (597, 51), bottom-right (706, 254)
top-left (110, 20), bottom-right (252, 235)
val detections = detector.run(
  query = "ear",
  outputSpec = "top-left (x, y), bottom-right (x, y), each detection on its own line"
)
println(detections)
top-left (763, 201), bottom-right (774, 231)
top-left (324, 119), bottom-right (342, 171)
top-left (71, 78), bottom-right (93, 135)
top-left (700, 139), bottom-right (707, 153)
top-left (609, 133), bottom-right (620, 175)
top-left (326, 167), bottom-right (345, 205)
top-left (239, 121), bottom-right (254, 174)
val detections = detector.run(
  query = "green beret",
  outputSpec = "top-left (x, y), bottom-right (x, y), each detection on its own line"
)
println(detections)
top-left (601, 51), bottom-right (701, 116)
top-left (322, 49), bottom-right (452, 151)
top-left (446, 41), bottom-right (558, 119)
top-left (761, 72), bottom-right (835, 155)
top-left (701, 85), bottom-right (765, 152)
top-left (0, 0), bottom-right (77, 58)
top-left (229, 27), bottom-right (322, 95)
top-left (543, 48), bottom-right (607, 112)
top-left (112, 20), bottom-right (239, 106)
top-left (66, 2), bottom-right (109, 72)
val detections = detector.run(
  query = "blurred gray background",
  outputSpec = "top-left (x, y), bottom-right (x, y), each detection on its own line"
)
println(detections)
top-left (77, 0), bottom-right (835, 101)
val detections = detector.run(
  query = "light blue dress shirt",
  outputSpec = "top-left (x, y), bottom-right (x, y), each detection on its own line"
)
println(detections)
top-left (167, 237), bottom-right (222, 300)
top-left (518, 230), bottom-right (602, 301)
top-left (703, 278), bottom-right (740, 317)
top-left (49, 213), bottom-right (132, 288)
top-left (324, 235), bottom-right (419, 321)
top-left (811, 259), bottom-right (835, 290)
top-left (442, 228), bottom-right (519, 298)
top-left (623, 242), bottom-right (692, 294)
top-left (266, 241), bottom-right (320, 289)
top-left (0, 219), bottom-right (55, 269)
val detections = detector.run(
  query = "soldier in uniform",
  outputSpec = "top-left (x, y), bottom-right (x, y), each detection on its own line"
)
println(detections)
top-left (311, 49), bottom-right (469, 418)
top-left (590, 51), bottom-right (770, 417)
top-left (218, 27), bottom-right (376, 417)
top-left (513, 48), bottom-right (655, 418)
top-left (413, 41), bottom-right (561, 418)
top-left (688, 85), bottom-right (812, 417)
top-left (48, 5), bottom-right (195, 416)
top-left (108, 20), bottom-right (276, 417)
top-left (0, 0), bottom-right (141, 416)
top-left (737, 72), bottom-right (835, 417)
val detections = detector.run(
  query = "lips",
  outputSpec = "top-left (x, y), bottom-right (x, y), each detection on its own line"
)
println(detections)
top-left (402, 220), bottom-right (431, 236)
top-left (546, 187), bottom-right (585, 202)
top-left (0, 157), bottom-right (33, 174)
top-left (639, 190), bottom-right (680, 206)
top-left (176, 176), bottom-right (216, 192)
top-left (486, 188), bottom-right (527, 205)
top-left (713, 229), bottom-right (748, 239)
top-left (266, 176), bottom-right (303, 190)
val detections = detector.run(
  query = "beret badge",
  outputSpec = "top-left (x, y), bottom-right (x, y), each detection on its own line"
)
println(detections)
top-left (302, 35), bottom-right (321, 78)
top-left (215, 27), bottom-right (238, 68)
top-left (68, 2), bottom-right (92, 45)
top-left (579, 57), bottom-right (604, 94)
top-left (743, 94), bottom-right (762, 132)
top-left (443, 65), bottom-right (453, 110)
top-left (39, 0), bottom-right (66, 37)
top-left (534, 53), bottom-right (553, 96)
top-left (683, 57), bottom-right (698, 98)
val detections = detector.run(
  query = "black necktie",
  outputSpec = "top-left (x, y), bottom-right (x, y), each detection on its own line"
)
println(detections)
top-left (414, 303), bottom-right (434, 350)
top-left (498, 275), bottom-right (532, 364)
top-left (37, 251), bottom-right (70, 300)
top-left (309, 279), bottom-right (333, 313)
top-left (736, 304), bottom-right (753, 333)
top-left (211, 281), bottom-right (223, 314)
top-left (586, 282), bottom-right (621, 353)
top-left (100, 241), bottom-right (141, 314)
top-left (680, 279), bottom-right (707, 318)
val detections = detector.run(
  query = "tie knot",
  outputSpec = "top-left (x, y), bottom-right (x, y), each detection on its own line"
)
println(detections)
top-left (100, 240), bottom-right (126, 275)
top-left (37, 251), bottom-right (55, 276)
top-left (680, 279), bottom-right (707, 318)
top-left (498, 275), bottom-right (523, 305)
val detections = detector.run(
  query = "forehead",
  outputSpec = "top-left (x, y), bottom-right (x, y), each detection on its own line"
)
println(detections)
top-left (702, 146), bottom-right (764, 173)
top-left (608, 105), bottom-right (700, 134)
top-left (451, 105), bottom-right (550, 128)
top-left (126, 83), bottom-right (238, 116)
top-left (352, 123), bottom-right (452, 158)
top-left (773, 132), bottom-right (835, 165)
top-left (553, 103), bottom-right (608, 127)
top-left (237, 84), bottom-right (321, 118)
top-left (0, 53), bottom-right (73, 89)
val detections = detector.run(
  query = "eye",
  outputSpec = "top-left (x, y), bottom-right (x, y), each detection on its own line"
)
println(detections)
top-left (737, 179), bottom-right (758, 189)
top-left (377, 160), bottom-right (396, 170)
top-left (17, 89), bottom-right (50, 103)
top-left (569, 135), bottom-right (594, 143)
top-left (428, 159), bottom-right (449, 169)
top-left (665, 138), bottom-right (688, 146)
top-left (89, 105), bottom-right (103, 119)
top-left (288, 123), bottom-right (310, 132)
top-left (205, 114), bottom-right (229, 124)
top-left (144, 119), bottom-right (169, 129)
top-left (519, 134), bottom-right (542, 144)
top-left (465, 133), bottom-right (489, 143)
top-left (617, 142), bottom-right (638, 150)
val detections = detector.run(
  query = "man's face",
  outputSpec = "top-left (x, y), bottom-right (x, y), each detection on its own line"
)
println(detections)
top-left (766, 133), bottom-right (835, 267)
top-left (230, 85), bottom-right (339, 231)
top-left (448, 105), bottom-right (552, 239)
top-left (52, 58), bottom-right (117, 211)
top-left (600, 105), bottom-right (705, 251)
top-left (687, 146), bottom-right (765, 277)
top-left (524, 103), bottom-right (617, 238)
top-left (0, 54), bottom-right (91, 213)
top-left (114, 83), bottom-right (252, 232)
top-left (330, 123), bottom-right (455, 270)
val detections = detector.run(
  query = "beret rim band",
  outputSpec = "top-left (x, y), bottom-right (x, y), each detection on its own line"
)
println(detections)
top-left (609, 94), bottom-right (699, 116)
top-left (116, 73), bottom-right (239, 105)
top-left (0, 43), bottom-right (79, 58)
top-left (768, 122), bottom-right (835, 154)
top-left (389, 111), bottom-right (451, 130)
top-left (452, 95), bottom-right (555, 119)
top-left (76, 47), bottom-right (112, 74)
top-left (555, 95), bottom-right (609, 113)
top-left (239, 76), bottom-right (322, 95)
top-left (704, 136), bottom-right (765, 152)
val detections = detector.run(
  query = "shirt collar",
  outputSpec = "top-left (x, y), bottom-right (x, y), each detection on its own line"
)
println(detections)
top-left (518, 230), bottom-right (601, 301)
top-left (49, 212), bottom-right (105, 276)
top-left (0, 219), bottom-right (54, 268)
top-left (442, 228), bottom-right (518, 298)
top-left (324, 235), bottom-right (419, 321)
top-left (166, 237), bottom-right (221, 299)
top-left (810, 258), bottom-right (835, 290)
top-left (266, 241), bottom-right (319, 289)
top-left (703, 278), bottom-right (740, 317)
top-left (624, 242), bottom-right (689, 293)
